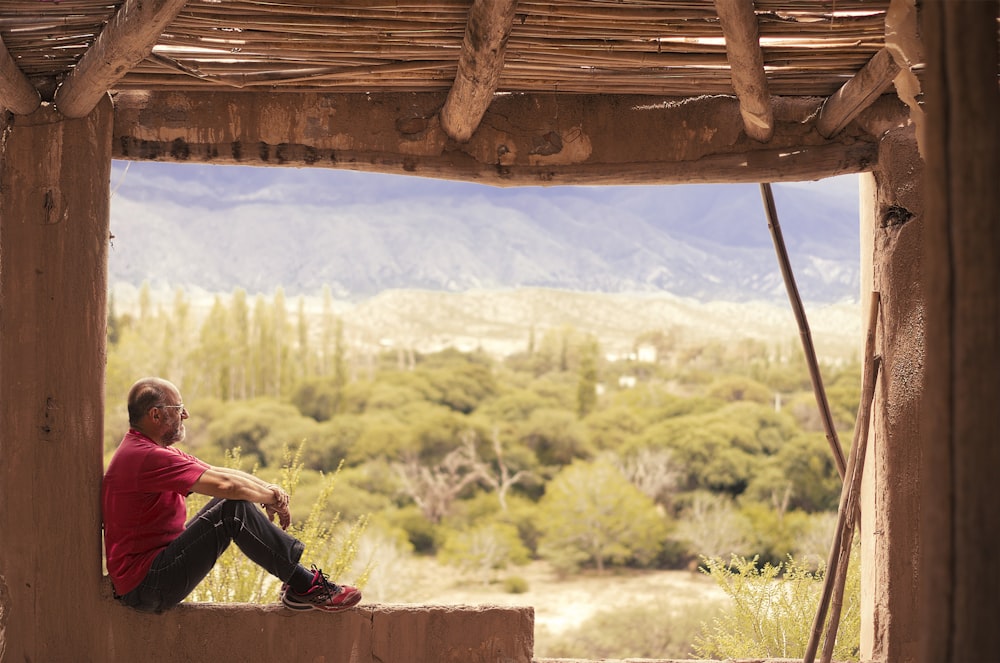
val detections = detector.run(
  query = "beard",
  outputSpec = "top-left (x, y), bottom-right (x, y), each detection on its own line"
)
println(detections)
top-left (162, 422), bottom-right (186, 446)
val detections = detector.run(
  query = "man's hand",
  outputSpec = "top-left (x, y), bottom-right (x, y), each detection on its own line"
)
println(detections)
top-left (267, 484), bottom-right (290, 508)
top-left (264, 502), bottom-right (291, 530)
top-left (264, 484), bottom-right (291, 529)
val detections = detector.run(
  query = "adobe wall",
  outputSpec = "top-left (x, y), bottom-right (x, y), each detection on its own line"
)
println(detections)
top-left (0, 99), bottom-right (534, 663)
top-left (99, 592), bottom-right (533, 663)
top-left (0, 99), bottom-right (920, 663)
top-left (859, 125), bottom-right (924, 663)
top-left (8, 28), bottom-right (989, 661)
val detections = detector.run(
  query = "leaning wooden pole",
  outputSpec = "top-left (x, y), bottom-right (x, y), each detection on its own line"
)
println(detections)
top-left (804, 293), bottom-right (881, 663)
top-left (759, 183), bottom-right (847, 478)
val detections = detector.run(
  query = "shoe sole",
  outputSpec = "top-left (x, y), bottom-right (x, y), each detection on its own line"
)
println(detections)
top-left (281, 590), bottom-right (362, 613)
top-left (282, 600), bottom-right (357, 612)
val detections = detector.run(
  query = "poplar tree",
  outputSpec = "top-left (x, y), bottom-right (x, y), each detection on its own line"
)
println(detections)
top-left (230, 288), bottom-right (250, 400)
top-left (273, 287), bottom-right (290, 397)
top-left (197, 296), bottom-right (233, 400)
top-left (577, 338), bottom-right (599, 418)
top-left (138, 281), bottom-right (152, 323)
top-left (250, 294), bottom-right (271, 397)
top-left (167, 287), bottom-right (190, 383)
top-left (296, 296), bottom-right (311, 380)
top-left (107, 291), bottom-right (122, 346)
top-left (332, 318), bottom-right (347, 414)
top-left (319, 285), bottom-right (335, 376)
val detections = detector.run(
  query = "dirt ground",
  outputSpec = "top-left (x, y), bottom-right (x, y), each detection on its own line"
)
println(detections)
top-left (392, 559), bottom-right (727, 637)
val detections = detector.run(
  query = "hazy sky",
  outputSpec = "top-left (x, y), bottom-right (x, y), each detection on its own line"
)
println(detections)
top-left (108, 161), bottom-right (862, 303)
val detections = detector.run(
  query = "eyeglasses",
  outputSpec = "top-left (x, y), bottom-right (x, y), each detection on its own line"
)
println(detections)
top-left (156, 403), bottom-right (186, 413)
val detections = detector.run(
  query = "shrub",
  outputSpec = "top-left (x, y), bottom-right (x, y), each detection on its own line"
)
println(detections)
top-left (538, 458), bottom-right (668, 574)
top-left (541, 598), bottom-right (720, 659)
top-left (693, 547), bottom-right (860, 661)
top-left (184, 443), bottom-right (370, 603)
top-left (705, 376), bottom-right (774, 405)
top-left (671, 491), bottom-right (753, 560)
top-left (738, 501), bottom-right (813, 567)
top-left (502, 575), bottom-right (530, 594)
top-left (439, 522), bottom-right (530, 583)
top-left (382, 503), bottom-right (440, 554)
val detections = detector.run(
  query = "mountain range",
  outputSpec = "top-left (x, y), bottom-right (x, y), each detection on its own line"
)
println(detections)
top-left (108, 162), bottom-right (861, 305)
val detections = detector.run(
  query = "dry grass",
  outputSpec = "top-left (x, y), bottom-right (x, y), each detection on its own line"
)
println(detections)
top-left (368, 557), bottom-right (726, 639)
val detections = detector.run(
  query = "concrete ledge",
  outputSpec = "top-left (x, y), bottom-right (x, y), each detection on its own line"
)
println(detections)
top-left (533, 660), bottom-right (841, 663)
top-left (102, 600), bottom-right (534, 663)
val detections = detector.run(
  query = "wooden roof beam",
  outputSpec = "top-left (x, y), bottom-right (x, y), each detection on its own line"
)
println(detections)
top-left (111, 90), bottom-right (906, 186)
top-left (817, 48), bottom-right (901, 138)
top-left (715, 0), bottom-right (773, 143)
top-left (0, 35), bottom-right (40, 115)
top-left (440, 0), bottom-right (518, 143)
top-left (53, 0), bottom-right (189, 119)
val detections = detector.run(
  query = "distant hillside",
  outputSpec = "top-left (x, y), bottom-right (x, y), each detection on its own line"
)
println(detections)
top-left (108, 162), bottom-right (861, 304)
top-left (112, 284), bottom-right (861, 364)
top-left (339, 288), bottom-right (862, 361)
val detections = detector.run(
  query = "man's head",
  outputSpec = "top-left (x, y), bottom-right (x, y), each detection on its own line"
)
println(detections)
top-left (127, 377), bottom-right (188, 446)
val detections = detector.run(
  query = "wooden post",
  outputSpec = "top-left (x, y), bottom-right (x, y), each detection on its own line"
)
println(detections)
top-left (0, 97), bottom-right (112, 659)
top-left (857, 124), bottom-right (925, 663)
top-left (919, 2), bottom-right (1000, 661)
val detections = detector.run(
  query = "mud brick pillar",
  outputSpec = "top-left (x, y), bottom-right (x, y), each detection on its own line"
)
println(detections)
top-left (0, 97), bottom-right (112, 660)
top-left (859, 125), bottom-right (924, 663)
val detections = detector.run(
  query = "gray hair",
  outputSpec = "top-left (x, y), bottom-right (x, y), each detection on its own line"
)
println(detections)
top-left (127, 378), bottom-right (171, 427)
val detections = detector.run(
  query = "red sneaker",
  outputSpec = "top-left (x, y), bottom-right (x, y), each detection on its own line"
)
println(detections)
top-left (281, 566), bottom-right (362, 612)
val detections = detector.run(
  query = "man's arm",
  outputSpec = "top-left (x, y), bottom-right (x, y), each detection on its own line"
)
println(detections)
top-left (211, 466), bottom-right (273, 489)
top-left (191, 467), bottom-right (291, 528)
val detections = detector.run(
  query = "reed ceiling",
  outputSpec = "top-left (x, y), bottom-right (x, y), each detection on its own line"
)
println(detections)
top-left (3, 0), bottom-right (896, 97)
top-left (0, 0), bottom-right (943, 185)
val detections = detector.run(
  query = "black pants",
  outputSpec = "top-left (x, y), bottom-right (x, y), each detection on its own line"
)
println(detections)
top-left (119, 498), bottom-right (305, 613)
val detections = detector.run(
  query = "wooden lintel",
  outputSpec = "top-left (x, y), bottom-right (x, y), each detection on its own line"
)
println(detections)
top-left (714, 0), bottom-right (773, 143)
top-left (817, 48), bottom-right (901, 138)
top-left (440, 0), bottom-right (518, 143)
top-left (53, 0), bottom-right (189, 119)
top-left (111, 90), bottom-right (887, 186)
top-left (0, 34), bottom-right (40, 115)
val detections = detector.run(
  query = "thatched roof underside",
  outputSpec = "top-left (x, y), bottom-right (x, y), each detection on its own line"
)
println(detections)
top-left (4, 0), bottom-right (896, 97)
top-left (5, 1), bottom-right (978, 186)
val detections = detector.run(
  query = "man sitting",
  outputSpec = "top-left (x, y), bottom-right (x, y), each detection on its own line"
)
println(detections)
top-left (102, 376), bottom-right (361, 613)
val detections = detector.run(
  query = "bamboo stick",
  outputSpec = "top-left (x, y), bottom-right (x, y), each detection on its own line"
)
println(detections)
top-left (804, 293), bottom-right (880, 663)
top-left (819, 369), bottom-right (880, 661)
top-left (760, 182), bottom-right (847, 479)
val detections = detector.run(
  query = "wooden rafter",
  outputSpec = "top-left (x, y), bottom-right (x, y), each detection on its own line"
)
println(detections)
top-left (440, 0), bottom-right (518, 142)
top-left (817, 48), bottom-right (901, 138)
top-left (0, 35), bottom-right (40, 115)
top-left (714, 0), bottom-right (773, 142)
top-left (111, 90), bottom-right (903, 185)
top-left (52, 0), bottom-right (189, 119)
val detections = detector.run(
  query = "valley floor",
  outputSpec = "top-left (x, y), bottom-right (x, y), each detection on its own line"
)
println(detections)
top-left (377, 559), bottom-right (727, 645)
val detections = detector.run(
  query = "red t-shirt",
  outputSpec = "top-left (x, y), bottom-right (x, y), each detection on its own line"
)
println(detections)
top-left (102, 429), bottom-right (209, 596)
